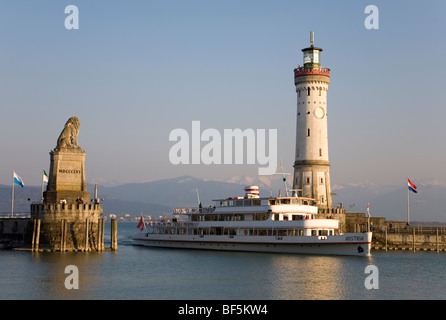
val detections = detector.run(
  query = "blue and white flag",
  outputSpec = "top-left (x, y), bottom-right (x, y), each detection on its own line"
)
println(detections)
top-left (13, 171), bottom-right (24, 188)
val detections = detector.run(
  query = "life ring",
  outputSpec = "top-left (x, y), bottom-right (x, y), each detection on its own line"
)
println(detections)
top-left (244, 229), bottom-right (248, 235)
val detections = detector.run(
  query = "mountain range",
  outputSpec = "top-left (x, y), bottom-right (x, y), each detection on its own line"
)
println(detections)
top-left (1, 175), bottom-right (445, 222)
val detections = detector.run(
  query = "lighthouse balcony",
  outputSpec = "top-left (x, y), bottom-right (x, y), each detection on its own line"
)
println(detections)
top-left (294, 67), bottom-right (330, 77)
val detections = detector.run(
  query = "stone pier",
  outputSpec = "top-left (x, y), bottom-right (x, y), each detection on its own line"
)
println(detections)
top-left (30, 203), bottom-right (104, 251)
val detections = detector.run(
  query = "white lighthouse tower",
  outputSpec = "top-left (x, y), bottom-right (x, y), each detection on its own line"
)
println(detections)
top-left (292, 31), bottom-right (334, 211)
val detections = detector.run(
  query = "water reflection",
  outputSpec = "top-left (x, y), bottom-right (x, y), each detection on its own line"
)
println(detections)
top-left (29, 251), bottom-right (110, 300)
top-left (267, 254), bottom-right (376, 300)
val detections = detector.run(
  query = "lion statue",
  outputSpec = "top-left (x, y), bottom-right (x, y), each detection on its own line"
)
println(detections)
top-left (56, 116), bottom-right (81, 150)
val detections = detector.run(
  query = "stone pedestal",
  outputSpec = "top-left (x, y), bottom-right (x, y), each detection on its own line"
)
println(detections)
top-left (44, 149), bottom-right (89, 204)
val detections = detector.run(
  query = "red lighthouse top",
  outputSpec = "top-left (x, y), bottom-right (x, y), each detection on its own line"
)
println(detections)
top-left (294, 67), bottom-right (330, 77)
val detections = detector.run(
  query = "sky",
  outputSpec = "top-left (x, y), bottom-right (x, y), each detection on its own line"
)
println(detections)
top-left (0, 0), bottom-right (445, 188)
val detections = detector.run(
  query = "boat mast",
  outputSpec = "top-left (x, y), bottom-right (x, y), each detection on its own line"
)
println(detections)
top-left (196, 188), bottom-right (202, 208)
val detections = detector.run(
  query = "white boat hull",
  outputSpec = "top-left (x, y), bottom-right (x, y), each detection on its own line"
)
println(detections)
top-left (133, 232), bottom-right (372, 256)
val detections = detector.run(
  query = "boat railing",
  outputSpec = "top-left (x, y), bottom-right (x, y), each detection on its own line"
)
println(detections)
top-left (146, 221), bottom-right (198, 228)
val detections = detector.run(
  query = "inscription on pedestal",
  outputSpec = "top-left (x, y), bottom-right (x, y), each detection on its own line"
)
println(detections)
top-left (59, 169), bottom-right (81, 174)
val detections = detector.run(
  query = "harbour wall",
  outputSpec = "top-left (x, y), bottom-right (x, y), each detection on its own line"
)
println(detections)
top-left (372, 228), bottom-right (446, 252)
top-left (0, 216), bottom-right (118, 251)
top-left (0, 217), bottom-right (29, 247)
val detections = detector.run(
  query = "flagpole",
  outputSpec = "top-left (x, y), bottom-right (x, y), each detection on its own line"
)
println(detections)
top-left (41, 169), bottom-right (44, 203)
top-left (407, 179), bottom-right (410, 227)
top-left (11, 170), bottom-right (15, 218)
top-left (367, 203), bottom-right (370, 232)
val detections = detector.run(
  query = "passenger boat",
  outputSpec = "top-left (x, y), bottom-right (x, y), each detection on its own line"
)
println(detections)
top-left (133, 186), bottom-right (372, 256)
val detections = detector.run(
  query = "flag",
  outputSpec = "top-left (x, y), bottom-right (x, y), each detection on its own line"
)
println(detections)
top-left (137, 214), bottom-right (145, 231)
top-left (43, 169), bottom-right (48, 183)
top-left (13, 171), bottom-right (24, 188)
top-left (408, 178), bottom-right (417, 193)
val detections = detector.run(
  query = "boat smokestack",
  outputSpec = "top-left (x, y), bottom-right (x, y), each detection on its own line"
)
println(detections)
top-left (244, 186), bottom-right (259, 199)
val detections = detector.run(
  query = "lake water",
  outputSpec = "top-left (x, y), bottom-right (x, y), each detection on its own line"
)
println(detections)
top-left (1, 221), bottom-right (445, 300)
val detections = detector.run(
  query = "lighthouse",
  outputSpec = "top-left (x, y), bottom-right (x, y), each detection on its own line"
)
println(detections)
top-left (292, 31), bottom-right (333, 211)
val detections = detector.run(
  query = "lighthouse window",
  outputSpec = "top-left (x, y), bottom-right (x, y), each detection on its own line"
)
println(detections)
top-left (319, 148), bottom-right (322, 156)
top-left (307, 88), bottom-right (311, 96)
top-left (307, 128), bottom-right (310, 137)
top-left (319, 88), bottom-right (322, 96)
top-left (306, 177), bottom-right (310, 184)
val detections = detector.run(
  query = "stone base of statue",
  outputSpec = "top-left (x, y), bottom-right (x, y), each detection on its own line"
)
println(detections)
top-left (43, 148), bottom-right (90, 204)
top-left (30, 202), bottom-right (104, 251)
top-left (29, 116), bottom-right (106, 251)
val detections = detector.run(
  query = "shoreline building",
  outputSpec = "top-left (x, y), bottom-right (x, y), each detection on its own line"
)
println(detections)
top-left (292, 32), bottom-right (344, 214)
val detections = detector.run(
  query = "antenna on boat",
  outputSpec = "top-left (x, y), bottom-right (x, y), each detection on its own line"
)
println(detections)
top-left (275, 159), bottom-right (290, 197)
top-left (196, 188), bottom-right (202, 208)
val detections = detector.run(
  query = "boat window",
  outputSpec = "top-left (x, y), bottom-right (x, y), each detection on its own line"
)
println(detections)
top-left (254, 214), bottom-right (269, 221)
top-left (235, 200), bottom-right (243, 206)
top-left (319, 230), bottom-right (328, 236)
top-left (274, 213), bottom-right (280, 221)
top-left (252, 199), bottom-right (261, 206)
top-left (243, 200), bottom-right (252, 206)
